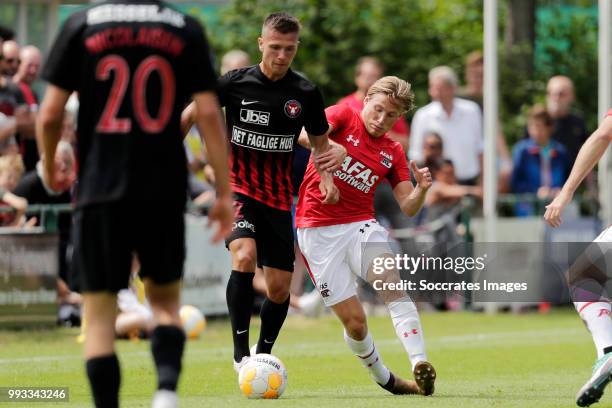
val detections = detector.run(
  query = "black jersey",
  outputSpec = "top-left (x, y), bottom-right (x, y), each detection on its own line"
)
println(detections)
top-left (41, 0), bottom-right (217, 208)
top-left (218, 65), bottom-right (328, 211)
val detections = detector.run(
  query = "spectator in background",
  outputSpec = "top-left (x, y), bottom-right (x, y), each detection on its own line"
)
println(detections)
top-left (1, 40), bottom-right (19, 77)
top-left (13, 45), bottom-right (41, 171)
top-left (220, 49), bottom-right (251, 75)
top-left (15, 141), bottom-right (76, 297)
top-left (457, 50), bottom-right (484, 108)
top-left (338, 56), bottom-right (409, 152)
top-left (0, 25), bottom-right (13, 46)
top-left (545, 75), bottom-right (589, 168)
top-left (425, 159), bottom-right (482, 223)
top-left (512, 105), bottom-right (570, 215)
top-left (458, 51), bottom-right (513, 192)
top-left (421, 131), bottom-right (444, 167)
top-left (0, 153), bottom-right (28, 227)
top-left (410, 66), bottom-right (483, 185)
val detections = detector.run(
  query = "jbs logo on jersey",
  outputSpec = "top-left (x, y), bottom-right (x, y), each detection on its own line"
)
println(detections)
top-left (231, 126), bottom-right (293, 152)
top-left (240, 109), bottom-right (270, 126)
top-left (333, 155), bottom-right (379, 193)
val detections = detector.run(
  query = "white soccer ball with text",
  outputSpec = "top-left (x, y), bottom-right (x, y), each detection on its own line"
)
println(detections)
top-left (238, 354), bottom-right (288, 399)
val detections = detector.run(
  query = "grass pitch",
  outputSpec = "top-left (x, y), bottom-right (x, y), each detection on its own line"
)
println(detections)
top-left (0, 308), bottom-right (603, 407)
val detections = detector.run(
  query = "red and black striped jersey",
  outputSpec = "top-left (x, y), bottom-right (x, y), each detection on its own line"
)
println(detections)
top-left (42, 0), bottom-right (217, 208)
top-left (218, 65), bottom-right (328, 211)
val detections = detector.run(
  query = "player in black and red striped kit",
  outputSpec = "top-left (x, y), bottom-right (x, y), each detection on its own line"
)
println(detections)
top-left (184, 12), bottom-right (344, 374)
top-left (37, 1), bottom-right (233, 407)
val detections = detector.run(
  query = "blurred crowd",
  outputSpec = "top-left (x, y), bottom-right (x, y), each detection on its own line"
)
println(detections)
top-left (0, 22), bottom-right (594, 319)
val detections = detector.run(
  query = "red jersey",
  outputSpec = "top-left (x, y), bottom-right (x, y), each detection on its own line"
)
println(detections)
top-left (607, 109), bottom-right (612, 117)
top-left (337, 92), bottom-right (410, 136)
top-left (296, 104), bottom-right (410, 228)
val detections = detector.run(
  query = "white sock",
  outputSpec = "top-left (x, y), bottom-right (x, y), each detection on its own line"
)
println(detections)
top-left (343, 330), bottom-right (390, 385)
top-left (576, 301), bottom-right (612, 358)
top-left (387, 297), bottom-right (427, 370)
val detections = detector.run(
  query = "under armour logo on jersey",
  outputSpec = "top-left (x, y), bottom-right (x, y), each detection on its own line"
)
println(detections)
top-left (346, 134), bottom-right (360, 146)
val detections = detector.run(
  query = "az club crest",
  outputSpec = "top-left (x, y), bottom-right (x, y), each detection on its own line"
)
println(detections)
top-left (284, 100), bottom-right (302, 118)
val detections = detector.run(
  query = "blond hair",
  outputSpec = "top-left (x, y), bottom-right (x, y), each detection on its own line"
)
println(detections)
top-left (366, 76), bottom-right (415, 113)
top-left (0, 154), bottom-right (25, 178)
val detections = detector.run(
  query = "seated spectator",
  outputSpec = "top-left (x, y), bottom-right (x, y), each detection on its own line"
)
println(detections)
top-left (15, 141), bottom-right (77, 299)
top-left (0, 153), bottom-right (28, 226)
top-left (425, 159), bottom-right (482, 223)
top-left (422, 131), bottom-right (444, 166)
top-left (512, 105), bottom-right (570, 215)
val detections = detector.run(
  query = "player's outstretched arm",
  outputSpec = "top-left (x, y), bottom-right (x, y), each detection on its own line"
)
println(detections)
top-left (192, 91), bottom-right (233, 243)
top-left (393, 161), bottom-right (432, 217)
top-left (36, 84), bottom-right (70, 191)
top-left (544, 116), bottom-right (612, 228)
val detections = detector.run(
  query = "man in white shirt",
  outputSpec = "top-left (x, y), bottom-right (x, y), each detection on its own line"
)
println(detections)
top-left (409, 66), bottom-right (483, 185)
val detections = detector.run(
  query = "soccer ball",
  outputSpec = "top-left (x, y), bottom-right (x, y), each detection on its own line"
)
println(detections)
top-left (238, 354), bottom-right (288, 399)
top-left (179, 305), bottom-right (206, 339)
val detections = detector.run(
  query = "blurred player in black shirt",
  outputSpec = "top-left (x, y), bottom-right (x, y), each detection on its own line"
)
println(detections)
top-left (37, 1), bottom-right (233, 407)
top-left (183, 12), bottom-right (344, 375)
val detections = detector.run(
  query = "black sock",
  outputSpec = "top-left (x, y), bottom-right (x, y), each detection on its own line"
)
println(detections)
top-left (226, 270), bottom-right (255, 362)
top-left (151, 325), bottom-right (186, 391)
top-left (257, 296), bottom-right (290, 354)
top-left (86, 354), bottom-right (120, 408)
top-left (604, 346), bottom-right (612, 355)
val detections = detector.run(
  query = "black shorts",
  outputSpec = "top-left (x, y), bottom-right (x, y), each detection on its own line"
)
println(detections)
top-left (226, 193), bottom-right (294, 271)
top-left (72, 201), bottom-right (185, 293)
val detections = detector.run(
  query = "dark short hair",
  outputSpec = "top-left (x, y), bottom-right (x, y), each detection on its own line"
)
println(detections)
top-left (262, 12), bottom-right (301, 35)
top-left (528, 104), bottom-right (553, 127)
top-left (0, 25), bottom-right (14, 41)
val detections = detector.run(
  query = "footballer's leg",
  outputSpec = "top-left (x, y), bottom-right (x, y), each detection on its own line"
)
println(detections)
top-left (145, 280), bottom-right (184, 408)
top-left (332, 296), bottom-right (419, 395)
top-left (255, 267), bottom-right (291, 354)
top-left (74, 203), bottom-right (128, 408)
top-left (365, 253), bottom-right (436, 396)
top-left (254, 204), bottom-right (295, 355)
top-left (569, 234), bottom-right (612, 406)
top-left (227, 238), bottom-right (257, 370)
top-left (83, 293), bottom-right (121, 408)
top-left (354, 223), bottom-right (436, 396)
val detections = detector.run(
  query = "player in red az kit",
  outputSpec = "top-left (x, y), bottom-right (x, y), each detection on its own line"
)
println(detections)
top-left (296, 76), bottom-right (437, 396)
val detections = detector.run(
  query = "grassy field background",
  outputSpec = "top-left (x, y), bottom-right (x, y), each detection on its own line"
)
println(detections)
top-left (0, 308), bottom-right (605, 407)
